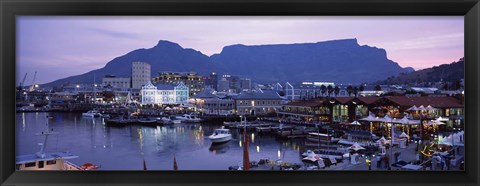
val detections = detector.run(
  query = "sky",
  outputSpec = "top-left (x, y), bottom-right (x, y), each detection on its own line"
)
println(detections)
top-left (17, 16), bottom-right (464, 85)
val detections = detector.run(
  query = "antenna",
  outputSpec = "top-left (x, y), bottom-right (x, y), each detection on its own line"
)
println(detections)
top-left (35, 115), bottom-right (58, 158)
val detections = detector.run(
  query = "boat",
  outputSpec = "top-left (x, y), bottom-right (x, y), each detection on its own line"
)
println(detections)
top-left (208, 127), bottom-right (232, 143)
top-left (169, 116), bottom-right (182, 124)
top-left (306, 132), bottom-right (339, 143)
top-left (16, 116), bottom-right (97, 170)
top-left (176, 114), bottom-right (202, 123)
top-left (137, 117), bottom-right (158, 125)
top-left (82, 110), bottom-right (102, 117)
top-left (336, 130), bottom-right (378, 147)
top-left (301, 149), bottom-right (344, 159)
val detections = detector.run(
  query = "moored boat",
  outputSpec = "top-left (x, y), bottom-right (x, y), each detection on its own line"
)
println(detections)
top-left (208, 127), bottom-right (232, 144)
top-left (176, 114), bottom-right (202, 123)
top-left (82, 110), bottom-right (102, 117)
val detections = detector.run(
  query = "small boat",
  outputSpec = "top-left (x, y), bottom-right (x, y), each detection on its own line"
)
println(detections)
top-left (176, 114), bottom-right (202, 123)
top-left (302, 154), bottom-right (323, 162)
top-left (301, 150), bottom-right (317, 157)
top-left (137, 117), bottom-right (157, 125)
top-left (170, 116), bottom-right (182, 124)
top-left (82, 110), bottom-right (102, 117)
top-left (208, 127), bottom-right (232, 143)
top-left (160, 116), bottom-right (182, 124)
top-left (105, 117), bottom-right (128, 127)
top-left (306, 132), bottom-right (339, 143)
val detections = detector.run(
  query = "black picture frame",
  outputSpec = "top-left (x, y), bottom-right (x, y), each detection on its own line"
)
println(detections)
top-left (1, 0), bottom-right (479, 185)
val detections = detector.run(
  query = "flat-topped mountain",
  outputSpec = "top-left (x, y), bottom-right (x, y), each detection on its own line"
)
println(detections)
top-left (43, 39), bottom-right (413, 87)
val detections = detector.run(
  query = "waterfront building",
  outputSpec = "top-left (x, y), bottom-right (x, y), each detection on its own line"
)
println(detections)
top-left (284, 82), bottom-right (328, 100)
top-left (278, 95), bottom-right (463, 127)
top-left (102, 75), bottom-right (131, 89)
top-left (132, 62), bottom-right (151, 89)
top-left (192, 91), bottom-right (235, 115)
top-left (233, 90), bottom-right (283, 116)
top-left (152, 71), bottom-right (204, 96)
top-left (279, 99), bottom-right (332, 123)
top-left (141, 81), bottom-right (189, 105)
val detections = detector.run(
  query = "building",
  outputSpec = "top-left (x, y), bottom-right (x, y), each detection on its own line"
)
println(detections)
top-left (203, 72), bottom-right (218, 91)
top-left (141, 81), bottom-right (189, 105)
top-left (220, 74), bottom-right (240, 92)
top-left (102, 75), bottom-right (130, 88)
top-left (132, 62), bottom-right (151, 89)
top-left (233, 90), bottom-right (284, 116)
top-left (240, 78), bottom-right (252, 90)
top-left (192, 91), bottom-right (235, 115)
top-left (217, 78), bottom-right (230, 92)
top-left (152, 71), bottom-right (204, 96)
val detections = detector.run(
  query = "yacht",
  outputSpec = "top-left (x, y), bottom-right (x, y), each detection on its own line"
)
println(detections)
top-left (176, 114), bottom-right (202, 123)
top-left (208, 127), bottom-right (232, 143)
top-left (82, 110), bottom-right (102, 117)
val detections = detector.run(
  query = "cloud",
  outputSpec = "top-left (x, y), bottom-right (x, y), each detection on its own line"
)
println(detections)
top-left (88, 27), bottom-right (140, 39)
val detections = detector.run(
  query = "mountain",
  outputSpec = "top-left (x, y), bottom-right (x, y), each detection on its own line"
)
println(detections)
top-left (43, 40), bottom-right (213, 87)
top-left (43, 39), bottom-right (411, 87)
top-left (211, 39), bottom-right (410, 84)
top-left (377, 57), bottom-right (464, 85)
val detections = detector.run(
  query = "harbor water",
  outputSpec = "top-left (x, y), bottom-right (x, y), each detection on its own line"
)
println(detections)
top-left (16, 112), bottom-right (306, 170)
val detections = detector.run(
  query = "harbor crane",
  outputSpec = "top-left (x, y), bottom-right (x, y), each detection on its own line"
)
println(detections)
top-left (29, 71), bottom-right (37, 92)
top-left (17, 73), bottom-right (28, 90)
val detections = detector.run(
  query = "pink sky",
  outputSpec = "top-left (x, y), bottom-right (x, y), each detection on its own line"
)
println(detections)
top-left (17, 16), bottom-right (464, 84)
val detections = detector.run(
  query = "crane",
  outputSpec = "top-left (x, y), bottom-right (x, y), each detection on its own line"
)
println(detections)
top-left (29, 71), bottom-right (37, 92)
top-left (17, 73), bottom-right (28, 90)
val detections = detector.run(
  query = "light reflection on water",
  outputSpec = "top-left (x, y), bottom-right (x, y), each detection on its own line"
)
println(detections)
top-left (16, 112), bottom-right (305, 170)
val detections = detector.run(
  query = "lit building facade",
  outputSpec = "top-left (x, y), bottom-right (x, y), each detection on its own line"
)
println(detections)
top-left (141, 81), bottom-right (189, 105)
top-left (233, 90), bottom-right (283, 116)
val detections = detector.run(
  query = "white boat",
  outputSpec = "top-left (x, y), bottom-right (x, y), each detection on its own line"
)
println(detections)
top-left (16, 116), bottom-right (97, 170)
top-left (208, 127), bottom-right (232, 143)
top-left (306, 132), bottom-right (339, 143)
top-left (82, 110), bottom-right (102, 117)
top-left (157, 117), bottom-right (181, 125)
top-left (176, 114), bottom-right (202, 123)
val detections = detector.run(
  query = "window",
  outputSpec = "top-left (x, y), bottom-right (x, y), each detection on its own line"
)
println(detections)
top-left (38, 160), bottom-right (44, 168)
top-left (25, 162), bottom-right (36, 167)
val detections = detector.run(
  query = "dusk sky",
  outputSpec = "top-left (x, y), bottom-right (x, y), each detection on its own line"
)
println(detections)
top-left (17, 16), bottom-right (464, 85)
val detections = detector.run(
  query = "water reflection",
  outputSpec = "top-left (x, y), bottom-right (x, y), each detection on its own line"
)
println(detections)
top-left (17, 112), bottom-right (305, 170)
top-left (209, 142), bottom-right (231, 154)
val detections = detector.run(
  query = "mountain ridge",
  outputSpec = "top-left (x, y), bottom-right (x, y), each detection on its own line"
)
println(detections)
top-left (43, 39), bottom-right (414, 87)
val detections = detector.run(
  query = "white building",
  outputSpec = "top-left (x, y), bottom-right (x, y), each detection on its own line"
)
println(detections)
top-left (132, 62), bottom-right (151, 89)
top-left (141, 81), bottom-right (189, 105)
top-left (102, 75), bottom-right (130, 88)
